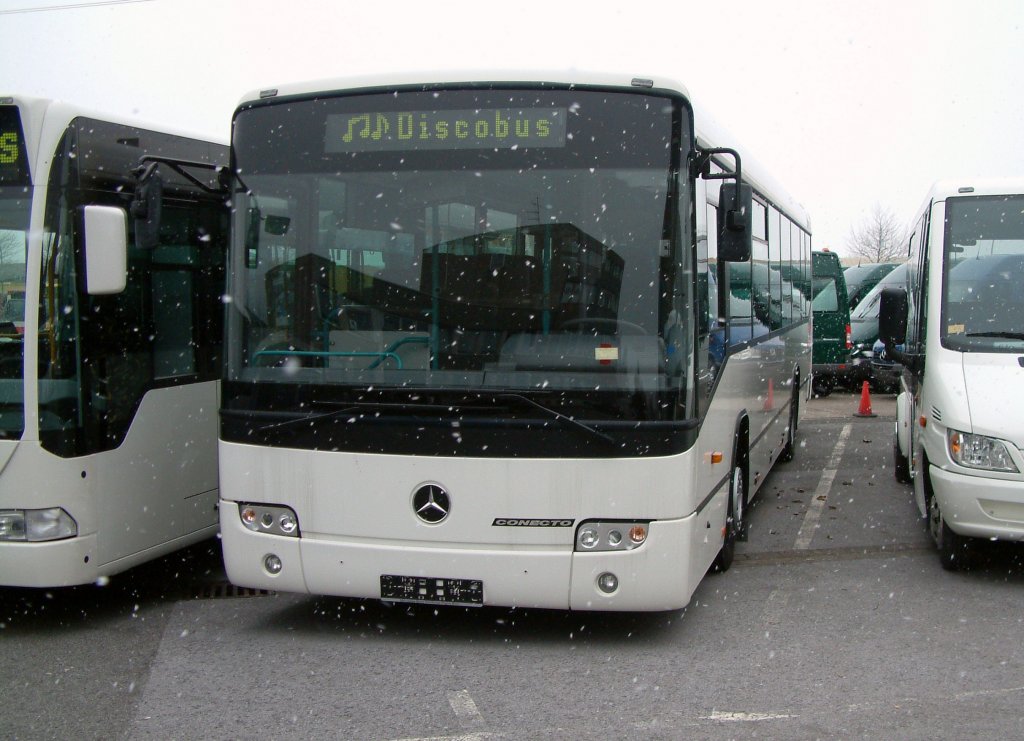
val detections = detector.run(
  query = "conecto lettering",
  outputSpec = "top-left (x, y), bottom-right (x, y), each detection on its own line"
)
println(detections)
top-left (492, 518), bottom-right (574, 527)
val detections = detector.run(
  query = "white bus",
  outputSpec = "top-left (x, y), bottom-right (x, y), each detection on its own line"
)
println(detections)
top-left (0, 95), bottom-right (227, 587)
top-left (882, 177), bottom-right (1024, 570)
top-left (220, 72), bottom-right (812, 611)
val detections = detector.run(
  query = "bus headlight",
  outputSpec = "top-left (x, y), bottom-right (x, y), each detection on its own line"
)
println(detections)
top-left (575, 521), bottom-right (649, 552)
top-left (239, 503), bottom-right (301, 537)
top-left (948, 430), bottom-right (1019, 473)
top-left (0, 508), bottom-right (78, 542)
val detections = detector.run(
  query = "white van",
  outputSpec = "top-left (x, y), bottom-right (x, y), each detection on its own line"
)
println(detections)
top-left (881, 178), bottom-right (1024, 569)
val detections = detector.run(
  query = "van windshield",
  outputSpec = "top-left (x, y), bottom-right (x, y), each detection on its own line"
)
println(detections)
top-left (942, 194), bottom-right (1024, 352)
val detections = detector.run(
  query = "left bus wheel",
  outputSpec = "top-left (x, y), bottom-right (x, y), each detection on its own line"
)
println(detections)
top-left (713, 465), bottom-right (744, 572)
top-left (779, 402), bottom-right (797, 462)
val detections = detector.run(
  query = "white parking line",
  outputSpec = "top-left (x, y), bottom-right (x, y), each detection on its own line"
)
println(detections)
top-left (794, 423), bottom-right (851, 550)
top-left (760, 588), bottom-right (791, 626)
top-left (703, 710), bottom-right (799, 722)
top-left (447, 689), bottom-right (486, 729)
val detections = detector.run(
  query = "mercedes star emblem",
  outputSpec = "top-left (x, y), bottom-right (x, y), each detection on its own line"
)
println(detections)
top-left (412, 484), bottom-right (450, 524)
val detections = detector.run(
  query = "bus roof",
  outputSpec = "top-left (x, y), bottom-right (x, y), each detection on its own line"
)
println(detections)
top-left (235, 71), bottom-right (811, 234)
top-left (918, 177), bottom-right (1024, 209)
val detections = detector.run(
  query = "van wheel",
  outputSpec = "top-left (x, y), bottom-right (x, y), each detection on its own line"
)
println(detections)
top-left (812, 376), bottom-right (833, 397)
top-left (893, 434), bottom-right (911, 484)
top-left (929, 495), bottom-right (971, 570)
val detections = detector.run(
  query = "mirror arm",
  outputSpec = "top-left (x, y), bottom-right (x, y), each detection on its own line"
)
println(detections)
top-left (136, 155), bottom-right (228, 196)
top-left (691, 147), bottom-right (742, 186)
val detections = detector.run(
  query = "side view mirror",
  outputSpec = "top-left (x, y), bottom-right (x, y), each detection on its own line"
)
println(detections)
top-left (82, 205), bottom-right (127, 295)
top-left (717, 182), bottom-right (752, 263)
top-left (879, 286), bottom-right (908, 357)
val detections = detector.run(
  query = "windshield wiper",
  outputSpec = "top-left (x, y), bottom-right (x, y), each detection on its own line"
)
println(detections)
top-left (256, 401), bottom-right (454, 433)
top-left (255, 394), bottom-right (616, 447)
top-left (964, 331), bottom-right (1024, 341)
top-left (495, 393), bottom-right (616, 446)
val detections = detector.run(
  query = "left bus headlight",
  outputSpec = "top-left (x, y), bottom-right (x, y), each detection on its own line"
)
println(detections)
top-left (948, 429), bottom-right (1019, 473)
top-left (238, 503), bottom-right (300, 537)
top-left (0, 508), bottom-right (78, 542)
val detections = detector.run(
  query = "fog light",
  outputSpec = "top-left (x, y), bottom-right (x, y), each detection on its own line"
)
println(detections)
top-left (597, 572), bottom-right (618, 594)
top-left (264, 554), bottom-right (283, 575)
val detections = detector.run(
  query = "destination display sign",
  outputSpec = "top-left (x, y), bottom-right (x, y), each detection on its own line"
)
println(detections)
top-left (0, 106), bottom-right (30, 186)
top-left (325, 107), bottom-right (567, 153)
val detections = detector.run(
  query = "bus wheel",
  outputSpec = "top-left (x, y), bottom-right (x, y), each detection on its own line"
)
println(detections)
top-left (712, 468), bottom-right (745, 573)
top-left (779, 402), bottom-right (797, 462)
top-left (929, 494), bottom-right (971, 571)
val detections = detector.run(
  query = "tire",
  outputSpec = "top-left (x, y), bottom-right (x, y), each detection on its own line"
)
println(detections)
top-left (893, 433), bottom-right (911, 484)
top-left (779, 402), bottom-right (797, 462)
top-left (712, 466), bottom-right (745, 572)
top-left (812, 376), bottom-right (833, 397)
top-left (929, 493), bottom-right (972, 571)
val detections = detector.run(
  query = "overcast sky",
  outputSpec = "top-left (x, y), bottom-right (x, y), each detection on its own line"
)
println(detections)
top-left (3, 0), bottom-right (1023, 255)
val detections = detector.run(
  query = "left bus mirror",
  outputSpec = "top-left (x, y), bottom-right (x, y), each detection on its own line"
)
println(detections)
top-left (717, 182), bottom-right (752, 263)
top-left (878, 286), bottom-right (908, 349)
top-left (83, 205), bottom-right (128, 295)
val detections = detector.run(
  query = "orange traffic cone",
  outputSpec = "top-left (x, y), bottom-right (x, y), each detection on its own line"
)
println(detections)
top-left (763, 378), bottom-right (775, 411)
top-left (854, 380), bottom-right (876, 418)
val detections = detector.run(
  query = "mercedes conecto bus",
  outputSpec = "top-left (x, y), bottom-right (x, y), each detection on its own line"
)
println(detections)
top-left (0, 95), bottom-right (227, 587)
top-left (220, 73), bottom-right (812, 611)
top-left (882, 178), bottom-right (1024, 570)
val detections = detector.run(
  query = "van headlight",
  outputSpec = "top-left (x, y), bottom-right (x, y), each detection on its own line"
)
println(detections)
top-left (0, 508), bottom-right (78, 541)
top-left (948, 430), bottom-right (1019, 472)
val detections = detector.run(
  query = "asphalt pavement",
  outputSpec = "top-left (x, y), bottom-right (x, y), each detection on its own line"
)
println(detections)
top-left (4, 387), bottom-right (1024, 740)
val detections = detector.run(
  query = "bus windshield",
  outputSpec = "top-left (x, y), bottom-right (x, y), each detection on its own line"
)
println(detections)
top-left (227, 88), bottom-right (693, 421)
top-left (942, 194), bottom-right (1024, 352)
top-left (0, 188), bottom-right (28, 438)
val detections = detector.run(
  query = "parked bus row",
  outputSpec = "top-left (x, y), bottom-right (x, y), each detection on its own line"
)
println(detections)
top-left (2, 74), bottom-right (1020, 605)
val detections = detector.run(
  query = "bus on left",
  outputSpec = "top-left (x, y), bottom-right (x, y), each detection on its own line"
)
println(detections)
top-left (0, 95), bottom-right (227, 587)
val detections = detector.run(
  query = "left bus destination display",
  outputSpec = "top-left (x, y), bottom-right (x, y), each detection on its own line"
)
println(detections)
top-left (0, 106), bottom-right (31, 185)
top-left (325, 107), bottom-right (567, 153)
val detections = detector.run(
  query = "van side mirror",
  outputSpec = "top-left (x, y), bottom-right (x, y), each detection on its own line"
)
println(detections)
top-left (717, 182), bottom-right (752, 263)
top-left (82, 205), bottom-right (128, 295)
top-left (879, 286), bottom-right (908, 348)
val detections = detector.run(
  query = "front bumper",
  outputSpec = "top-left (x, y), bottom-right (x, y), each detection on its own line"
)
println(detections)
top-left (0, 534), bottom-right (98, 587)
top-left (220, 505), bottom-right (697, 611)
top-left (930, 465), bottom-right (1024, 541)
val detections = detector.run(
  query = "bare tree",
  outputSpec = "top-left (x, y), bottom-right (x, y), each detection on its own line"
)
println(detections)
top-left (0, 230), bottom-right (23, 264)
top-left (846, 204), bottom-right (908, 263)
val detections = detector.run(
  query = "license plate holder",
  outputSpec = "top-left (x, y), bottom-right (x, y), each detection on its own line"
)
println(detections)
top-left (380, 574), bottom-right (483, 606)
